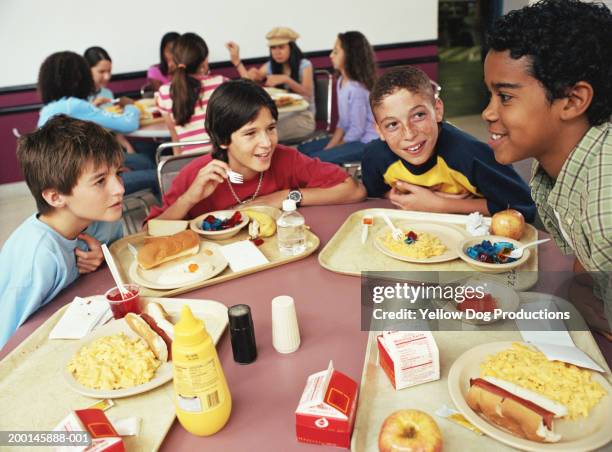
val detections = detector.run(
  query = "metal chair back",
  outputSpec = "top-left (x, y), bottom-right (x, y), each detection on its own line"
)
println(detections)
top-left (155, 139), bottom-right (212, 164)
top-left (313, 69), bottom-right (333, 133)
top-left (157, 151), bottom-right (208, 196)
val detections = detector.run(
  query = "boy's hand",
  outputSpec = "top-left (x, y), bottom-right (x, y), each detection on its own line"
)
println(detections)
top-left (75, 233), bottom-right (104, 274)
top-left (389, 181), bottom-right (446, 212)
top-left (181, 159), bottom-right (230, 206)
top-left (92, 97), bottom-right (113, 107)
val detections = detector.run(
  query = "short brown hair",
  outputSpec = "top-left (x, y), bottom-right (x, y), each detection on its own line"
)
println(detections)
top-left (369, 66), bottom-right (437, 114)
top-left (17, 115), bottom-right (124, 214)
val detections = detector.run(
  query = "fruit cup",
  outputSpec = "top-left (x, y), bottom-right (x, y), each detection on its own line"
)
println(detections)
top-left (104, 284), bottom-right (141, 319)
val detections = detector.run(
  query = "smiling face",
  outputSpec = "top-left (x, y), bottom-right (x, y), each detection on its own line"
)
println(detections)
top-left (329, 38), bottom-right (345, 72)
top-left (60, 161), bottom-right (125, 224)
top-left (91, 59), bottom-right (112, 90)
top-left (270, 44), bottom-right (290, 64)
top-left (223, 107), bottom-right (278, 179)
top-left (482, 50), bottom-right (564, 165)
top-left (373, 88), bottom-right (444, 166)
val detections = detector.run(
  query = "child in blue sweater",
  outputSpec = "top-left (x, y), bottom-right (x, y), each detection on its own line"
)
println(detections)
top-left (0, 116), bottom-right (125, 349)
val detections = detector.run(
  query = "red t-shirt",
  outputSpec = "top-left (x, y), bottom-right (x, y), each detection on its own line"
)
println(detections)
top-left (148, 145), bottom-right (350, 220)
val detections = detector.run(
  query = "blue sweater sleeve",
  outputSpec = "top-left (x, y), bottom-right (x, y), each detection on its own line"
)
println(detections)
top-left (74, 101), bottom-right (140, 133)
top-left (362, 139), bottom-right (396, 197)
top-left (0, 249), bottom-right (60, 349)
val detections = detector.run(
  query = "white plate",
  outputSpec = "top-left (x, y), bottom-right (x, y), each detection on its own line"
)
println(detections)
top-left (448, 341), bottom-right (612, 451)
top-left (129, 242), bottom-right (228, 290)
top-left (374, 221), bottom-right (467, 263)
top-left (63, 297), bottom-right (228, 399)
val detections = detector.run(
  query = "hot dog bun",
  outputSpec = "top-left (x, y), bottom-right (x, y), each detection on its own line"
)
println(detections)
top-left (137, 229), bottom-right (199, 269)
top-left (143, 302), bottom-right (175, 341)
top-left (466, 378), bottom-right (563, 442)
top-left (125, 312), bottom-right (169, 362)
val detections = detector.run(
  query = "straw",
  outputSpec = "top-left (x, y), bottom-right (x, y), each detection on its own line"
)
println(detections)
top-left (101, 243), bottom-right (129, 299)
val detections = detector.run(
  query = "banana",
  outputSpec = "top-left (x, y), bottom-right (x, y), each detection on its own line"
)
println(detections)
top-left (243, 210), bottom-right (276, 237)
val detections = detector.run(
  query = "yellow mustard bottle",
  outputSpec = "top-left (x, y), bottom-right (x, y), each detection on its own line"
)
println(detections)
top-left (172, 305), bottom-right (232, 436)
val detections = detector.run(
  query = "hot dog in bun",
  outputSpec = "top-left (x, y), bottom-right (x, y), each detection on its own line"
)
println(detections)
top-left (125, 302), bottom-right (174, 362)
top-left (466, 376), bottom-right (567, 442)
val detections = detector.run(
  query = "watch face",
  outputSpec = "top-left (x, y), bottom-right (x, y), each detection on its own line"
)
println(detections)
top-left (289, 190), bottom-right (302, 202)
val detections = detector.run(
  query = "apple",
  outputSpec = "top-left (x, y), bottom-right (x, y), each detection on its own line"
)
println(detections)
top-left (378, 409), bottom-right (443, 452)
top-left (491, 209), bottom-right (525, 240)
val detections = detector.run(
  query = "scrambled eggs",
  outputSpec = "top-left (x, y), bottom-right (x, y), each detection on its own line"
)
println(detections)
top-left (378, 231), bottom-right (446, 259)
top-left (67, 333), bottom-right (160, 390)
top-left (480, 342), bottom-right (607, 419)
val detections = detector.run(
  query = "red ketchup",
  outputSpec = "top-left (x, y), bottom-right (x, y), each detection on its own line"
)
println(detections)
top-left (105, 285), bottom-right (141, 319)
top-left (458, 293), bottom-right (497, 313)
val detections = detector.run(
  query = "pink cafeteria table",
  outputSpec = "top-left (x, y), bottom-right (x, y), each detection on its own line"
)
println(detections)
top-left (1, 199), bottom-right (609, 451)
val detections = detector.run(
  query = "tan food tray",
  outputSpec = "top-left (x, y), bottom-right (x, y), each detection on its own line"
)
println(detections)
top-left (111, 207), bottom-right (319, 297)
top-left (319, 208), bottom-right (538, 291)
top-left (351, 293), bottom-right (612, 452)
top-left (0, 296), bottom-right (227, 452)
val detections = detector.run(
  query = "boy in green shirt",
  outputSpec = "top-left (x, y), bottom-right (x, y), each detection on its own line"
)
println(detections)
top-left (483, 0), bottom-right (612, 336)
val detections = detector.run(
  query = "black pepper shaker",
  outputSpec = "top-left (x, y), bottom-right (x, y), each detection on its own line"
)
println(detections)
top-left (228, 304), bottom-right (257, 364)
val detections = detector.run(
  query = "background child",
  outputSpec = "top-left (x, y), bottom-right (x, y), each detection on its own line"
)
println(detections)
top-left (84, 46), bottom-right (140, 156)
top-left (362, 66), bottom-right (535, 221)
top-left (483, 0), bottom-right (612, 334)
top-left (37, 51), bottom-right (158, 196)
top-left (226, 27), bottom-right (315, 142)
top-left (147, 31), bottom-right (180, 92)
top-left (148, 79), bottom-right (365, 221)
top-left (298, 31), bottom-right (378, 164)
top-left (156, 32), bottom-right (227, 154)
top-left (0, 115), bottom-right (124, 348)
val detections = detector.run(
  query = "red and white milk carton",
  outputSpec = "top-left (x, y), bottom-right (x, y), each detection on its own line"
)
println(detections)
top-left (377, 331), bottom-right (440, 390)
top-left (54, 408), bottom-right (124, 452)
top-left (295, 361), bottom-right (359, 448)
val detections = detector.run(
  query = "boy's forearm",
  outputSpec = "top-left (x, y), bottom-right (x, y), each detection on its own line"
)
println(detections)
top-left (440, 197), bottom-right (490, 215)
top-left (156, 194), bottom-right (195, 221)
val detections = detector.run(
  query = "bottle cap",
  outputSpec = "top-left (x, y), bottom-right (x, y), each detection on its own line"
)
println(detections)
top-left (282, 199), bottom-right (296, 212)
top-left (174, 305), bottom-right (209, 346)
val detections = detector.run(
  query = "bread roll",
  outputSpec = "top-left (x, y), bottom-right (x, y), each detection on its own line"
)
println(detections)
top-left (137, 229), bottom-right (200, 270)
top-left (125, 313), bottom-right (169, 362)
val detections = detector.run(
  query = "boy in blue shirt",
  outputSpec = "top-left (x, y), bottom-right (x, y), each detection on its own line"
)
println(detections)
top-left (0, 115), bottom-right (125, 348)
top-left (362, 66), bottom-right (535, 222)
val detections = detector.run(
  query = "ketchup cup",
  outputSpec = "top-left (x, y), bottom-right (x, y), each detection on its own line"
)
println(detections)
top-left (104, 284), bottom-right (141, 319)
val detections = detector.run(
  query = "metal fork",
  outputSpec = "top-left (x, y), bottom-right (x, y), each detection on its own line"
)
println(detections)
top-left (379, 213), bottom-right (404, 241)
top-left (228, 170), bottom-right (243, 184)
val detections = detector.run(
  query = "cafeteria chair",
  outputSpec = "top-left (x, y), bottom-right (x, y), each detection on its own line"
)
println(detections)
top-left (121, 189), bottom-right (154, 234)
top-left (155, 139), bottom-right (212, 164)
top-left (158, 150), bottom-right (208, 196)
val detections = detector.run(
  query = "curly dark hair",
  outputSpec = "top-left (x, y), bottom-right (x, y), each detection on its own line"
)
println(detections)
top-left (487, 0), bottom-right (612, 126)
top-left (38, 51), bottom-right (95, 104)
top-left (338, 31), bottom-right (377, 91)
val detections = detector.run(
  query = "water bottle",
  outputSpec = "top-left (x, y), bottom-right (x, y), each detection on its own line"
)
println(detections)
top-left (277, 199), bottom-right (306, 256)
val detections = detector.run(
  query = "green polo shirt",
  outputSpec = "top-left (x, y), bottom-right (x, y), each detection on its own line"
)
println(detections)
top-left (530, 122), bottom-right (612, 327)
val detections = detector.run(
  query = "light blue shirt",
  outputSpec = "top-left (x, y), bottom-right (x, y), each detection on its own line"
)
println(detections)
top-left (336, 77), bottom-right (378, 144)
top-left (38, 97), bottom-right (140, 134)
top-left (0, 215), bottom-right (123, 349)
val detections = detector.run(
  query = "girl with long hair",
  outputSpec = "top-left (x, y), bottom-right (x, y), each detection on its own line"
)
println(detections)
top-left (147, 79), bottom-right (365, 221)
top-left (298, 31), bottom-right (378, 164)
top-left (147, 31), bottom-right (180, 91)
top-left (156, 32), bottom-right (227, 154)
top-left (225, 27), bottom-right (315, 142)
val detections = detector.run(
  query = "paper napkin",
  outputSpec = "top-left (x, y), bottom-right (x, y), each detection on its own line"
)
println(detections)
top-left (49, 296), bottom-right (111, 340)
top-left (219, 240), bottom-right (269, 272)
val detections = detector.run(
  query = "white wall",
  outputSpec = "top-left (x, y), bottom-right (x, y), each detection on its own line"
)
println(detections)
top-left (0, 0), bottom-right (438, 88)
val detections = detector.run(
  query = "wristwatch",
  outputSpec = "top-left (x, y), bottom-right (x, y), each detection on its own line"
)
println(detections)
top-left (288, 188), bottom-right (302, 207)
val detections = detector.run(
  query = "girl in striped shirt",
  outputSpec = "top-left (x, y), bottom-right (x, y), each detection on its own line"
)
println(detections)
top-left (156, 32), bottom-right (227, 155)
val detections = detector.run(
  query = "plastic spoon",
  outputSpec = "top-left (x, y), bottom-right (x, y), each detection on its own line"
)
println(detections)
top-left (504, 238), bottom-right (551, 259)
